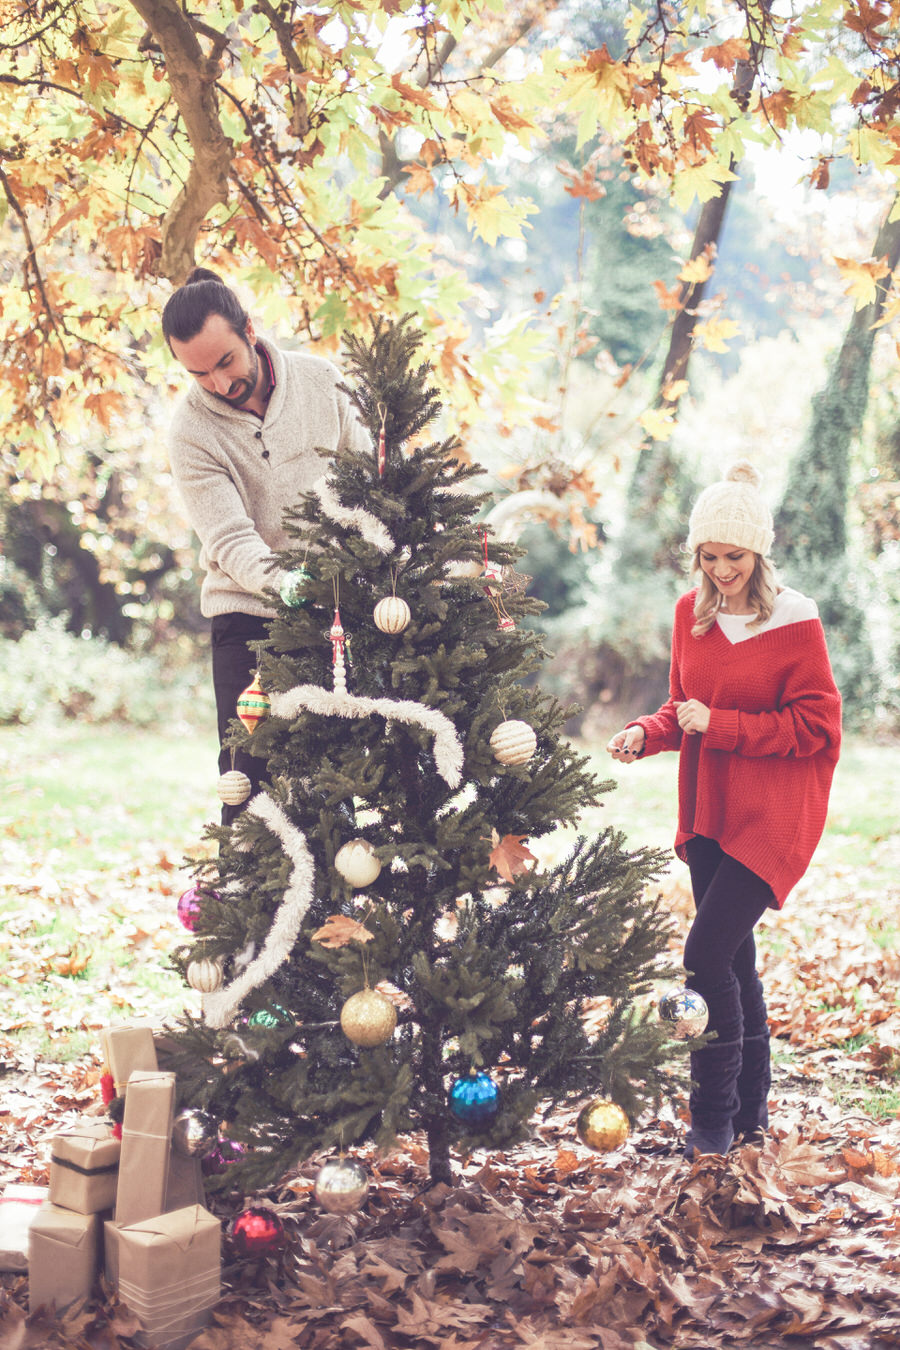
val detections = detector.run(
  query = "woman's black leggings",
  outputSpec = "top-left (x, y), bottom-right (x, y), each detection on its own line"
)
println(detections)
top-left (682, 835), bottom-right (773, 1040)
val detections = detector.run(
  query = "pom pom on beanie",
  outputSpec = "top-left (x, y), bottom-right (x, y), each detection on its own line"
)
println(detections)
top-left (687, 460), bottom-right (774, 556)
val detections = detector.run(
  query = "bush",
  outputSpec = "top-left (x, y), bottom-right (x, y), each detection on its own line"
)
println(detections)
top-left (0, 617), bottom-right (213, 729)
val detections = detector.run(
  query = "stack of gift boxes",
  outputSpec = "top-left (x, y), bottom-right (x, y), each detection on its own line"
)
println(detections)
top-left (25, 1026), bottom-right (222, 1350)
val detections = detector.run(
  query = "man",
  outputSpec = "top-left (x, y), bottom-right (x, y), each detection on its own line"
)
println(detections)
top-left (162, 267), bottom-right (370, 823)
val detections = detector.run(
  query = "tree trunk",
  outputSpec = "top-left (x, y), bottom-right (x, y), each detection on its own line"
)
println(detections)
top-left (775, 192), bottom-right (900, 721)
top-left (776, 194), bottom-right (900, 568)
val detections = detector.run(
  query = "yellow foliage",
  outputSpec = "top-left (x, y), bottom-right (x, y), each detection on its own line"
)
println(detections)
top-left (834, 255), bottom-right (891, 309)
top-left (638, 407), bottom-right (676, 441)
top-left (694, 317), bottom-right (741, 353)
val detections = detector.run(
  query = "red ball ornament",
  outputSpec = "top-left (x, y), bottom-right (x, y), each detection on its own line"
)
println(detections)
top-left (231, 1207), bottom-right (285, 1256)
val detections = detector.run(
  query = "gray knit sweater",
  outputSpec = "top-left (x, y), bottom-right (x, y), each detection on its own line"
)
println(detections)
top-left (168, 337), bottom-right (370, 618)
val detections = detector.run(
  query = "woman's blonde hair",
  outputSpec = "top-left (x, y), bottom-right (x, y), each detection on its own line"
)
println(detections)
top-left (690, 548), bottom-right (778, 637)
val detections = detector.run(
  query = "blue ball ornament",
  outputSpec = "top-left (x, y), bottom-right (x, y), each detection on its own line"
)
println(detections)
top-left (448, 1071), bottom-right (499, 1125)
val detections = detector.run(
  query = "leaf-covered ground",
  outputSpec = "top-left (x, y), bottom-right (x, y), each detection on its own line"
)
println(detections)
top-left (1, 729), bottom-right (899, 1348)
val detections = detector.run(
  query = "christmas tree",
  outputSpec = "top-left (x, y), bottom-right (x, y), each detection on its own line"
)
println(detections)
top-left (170, 316), bottom-right (679, 1191)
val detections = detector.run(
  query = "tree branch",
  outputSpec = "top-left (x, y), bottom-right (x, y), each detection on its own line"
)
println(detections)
top-left (127, 0), bottom-right (233, 282)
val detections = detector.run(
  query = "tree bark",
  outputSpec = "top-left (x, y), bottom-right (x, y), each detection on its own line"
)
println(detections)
top-left (128, 0), bottom-right (233, 282)
top-left (776, 193), bottom-right (900, 566)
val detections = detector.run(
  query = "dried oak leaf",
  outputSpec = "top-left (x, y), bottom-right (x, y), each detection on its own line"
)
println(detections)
top-left (312, 915), bottom-right (374, 948)
top-left (488, 831), bottom-right (537, 884)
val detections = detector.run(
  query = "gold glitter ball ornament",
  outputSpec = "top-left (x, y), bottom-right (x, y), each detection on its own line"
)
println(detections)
top-left (340, 988), bottom-right (397, 1047)
top-left (217, 770), bottom-right (252, 805)
top-left (490, 719), bottom-right (537, 766)
top-left (314, 1157), bottom-right (369, 1214)
top-left (334, 839), bottom-right (382, 888)
top-left (576, 1099), bottom-right (630, 1152)
top-left (373, 595), bottom-right (411, 634)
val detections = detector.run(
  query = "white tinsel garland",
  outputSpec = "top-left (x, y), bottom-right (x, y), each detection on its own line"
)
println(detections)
top-left (313, 477), bottom-right (394, 554)
top-left (202, 794), bottom-right (316, 1029)
top-left (269, 685), bottom-right (464, 788)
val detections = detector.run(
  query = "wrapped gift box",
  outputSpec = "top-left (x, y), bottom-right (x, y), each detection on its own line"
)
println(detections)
top-left (0, 1183), bottom-right (49, 1272)
top-left (115, 1069), bottom-right (175, 1226)
top-left (28, 1202), bottom-right (99, 1312)
top-left (164, 1147), bottom-right (205, 1212)
top-left (100, 1025), bottom-right (158, 1096)
top-left (114, 1205), bottom-right (221, 1348)
top-left (49, 1120), bottom-right (120, 1214)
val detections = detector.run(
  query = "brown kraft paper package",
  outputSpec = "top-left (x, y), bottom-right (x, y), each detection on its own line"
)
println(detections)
top-left (28, 1203), bottom-right (99, 1313)
top-left (49, 1121), bottom-right (120, 1215)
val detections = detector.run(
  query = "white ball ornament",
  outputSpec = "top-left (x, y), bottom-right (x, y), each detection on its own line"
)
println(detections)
top-left (445, 558), bottom-right (483, 580)
top-left (334, 839), bottom-right (382, 888)
top-left (187, 956), bottom-right (224, 993)
top-left (373, 595), bottom-right (411, 634)
top-left (490, 719), bottom-right (537, 766)
top-left (217, 770), bottom-right (252, 805)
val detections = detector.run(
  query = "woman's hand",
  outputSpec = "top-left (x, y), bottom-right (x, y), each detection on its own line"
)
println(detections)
top-left (675, 699), bottom-right (710, 734)
top-left (606, 727), bottom-right (646, 762)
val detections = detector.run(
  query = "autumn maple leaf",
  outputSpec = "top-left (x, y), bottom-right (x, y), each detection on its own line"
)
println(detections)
top-left (488, 830), bottom-right (537, 883)
top-left (312, 915), bottom-right (374, 948)
top-left (834, 254), bottom-right (891, 309)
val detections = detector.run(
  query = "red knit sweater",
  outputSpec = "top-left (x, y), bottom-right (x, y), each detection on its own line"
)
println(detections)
top-left (632, 590), bottom-right (842, 908)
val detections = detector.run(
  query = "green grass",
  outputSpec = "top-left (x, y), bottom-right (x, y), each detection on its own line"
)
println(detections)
top-left (0, 722), bottom-right (217, 1057)
top-left (0, 721), bottom-right (218, 865)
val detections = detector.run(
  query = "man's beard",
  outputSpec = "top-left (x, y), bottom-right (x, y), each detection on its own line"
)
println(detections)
top-left (213, 343), bottom-right (259, 406)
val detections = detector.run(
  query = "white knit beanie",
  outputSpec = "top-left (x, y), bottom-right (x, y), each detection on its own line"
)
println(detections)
top-left (687, 460), bottom-right (774, 556)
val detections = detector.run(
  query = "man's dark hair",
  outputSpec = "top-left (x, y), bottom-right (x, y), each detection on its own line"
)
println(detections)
top-left (162, 268), bottom-right (250, 347)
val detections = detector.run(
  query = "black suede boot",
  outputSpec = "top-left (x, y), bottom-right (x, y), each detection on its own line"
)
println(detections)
top-left (683, 982), bottom-right (743, 1159)
top-left (732, 1031), bottom-right (770, 1140)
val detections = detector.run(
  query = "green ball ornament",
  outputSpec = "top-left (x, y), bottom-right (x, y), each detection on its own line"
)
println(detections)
top-left (280, 567), bottom-right (312, 607)
top-left (248, 1004), bottom-right (294, 1029)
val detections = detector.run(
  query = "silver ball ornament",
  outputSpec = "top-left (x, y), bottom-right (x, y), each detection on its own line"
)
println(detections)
top-left (658, 986), bottom-right (709, 1040)
top-left (373, 595), bottom-right (411, 634)
top-left (489, 719), bottom-right (537, 766)
top-left (314, 1157), bottom-right (369, 1214)
top-left (217, 770), bottom-right (252, 805)
top-left (172, 1109), bottom-right (218, 1158)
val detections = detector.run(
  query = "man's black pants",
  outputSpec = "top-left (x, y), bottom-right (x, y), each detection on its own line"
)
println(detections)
top-left (211, 612), bottom-right (271, 826)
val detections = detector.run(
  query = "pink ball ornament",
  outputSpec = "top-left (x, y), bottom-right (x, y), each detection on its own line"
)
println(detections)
top-left (176, 885), bottom-right (218, 931)
top-left (201, 1136), bottom-right (245, 1176)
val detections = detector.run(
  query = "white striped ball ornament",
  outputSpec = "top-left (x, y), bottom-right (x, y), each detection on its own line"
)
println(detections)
top-left (187, 956), bottom-right (224, 993)
top-left (490, 719), bottom-right (537, 766)
top-left (373, 595), bottom-right (411, 634)
top-left (217, 770), bottom-right (252, 805)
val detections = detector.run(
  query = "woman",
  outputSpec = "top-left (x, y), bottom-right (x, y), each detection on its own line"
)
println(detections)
top-left (607, 462), bottom-right (841, 1157)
